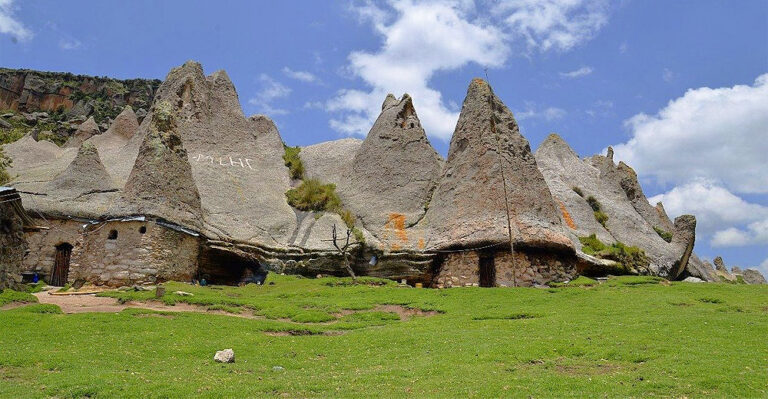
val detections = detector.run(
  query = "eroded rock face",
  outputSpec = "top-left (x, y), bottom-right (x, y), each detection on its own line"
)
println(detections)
top-left (64, 117), bottom-right (100, 148)
top-left (743, 269), bottom-right (767, 285)
top-left (338, 94), bottom-right (443, 249)
top-left (0, 188), bottom-right (27, 290)
top-left (424, 79), bottom-right (572, 252)
top-left (127, 61), bottom-right (296, 244)
top-left (535, 133), bottom-right (699, 279)
top-left (117, 100), bottom-right (203, 230)
top-left (299, 138), bottom-right (362, 186)
top-left (47, 142), bottom-right (115, 197)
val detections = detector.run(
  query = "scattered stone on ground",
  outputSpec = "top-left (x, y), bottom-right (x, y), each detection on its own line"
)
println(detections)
top-left (214, 349), bottom-right (235, 363)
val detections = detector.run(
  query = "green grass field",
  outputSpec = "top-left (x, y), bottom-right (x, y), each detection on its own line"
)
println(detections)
top-left (1, 275), bottom-right (767, 398)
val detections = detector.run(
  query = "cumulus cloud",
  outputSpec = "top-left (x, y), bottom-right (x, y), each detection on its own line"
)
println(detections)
top-left (282, 67), bottom-right (318, 83)
top-left (613, 74), bottom-right (768, 194)
top-left (498, 0), bottom-right (608, 52)
top-left (559, 66), bottom-right (593, 78)
top-left (248, 74), bottom-right (291, 115)
top-left (0, 0), bottom-right (32, 41)
top-left (760, 258), bottom-right (768, 277)
top-left (328, 0), bottom-right (610, 139)
top-left (648, 179), bottom-right (768, 248)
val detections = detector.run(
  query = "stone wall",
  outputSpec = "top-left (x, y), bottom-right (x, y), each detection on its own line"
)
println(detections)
top-left (434, 249), bottom-right (577, 288)
top-left (22, 218), bottom-right (83, 280)
top-left (23, 218), bottom-right (200, 286)
top-left (0, 199), bottom-right (27, 289)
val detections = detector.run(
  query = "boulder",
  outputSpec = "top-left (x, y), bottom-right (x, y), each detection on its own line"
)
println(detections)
top-left (424, 79), bottom-right (572, 252)
top-left (214, 349), bottom-right (235, 363)
top-left (683, 276), bottom-right (703, 283)
top-left (713, 256), bottom-right (727, 272)
top-left (742, 269), bottom-right (766, 285)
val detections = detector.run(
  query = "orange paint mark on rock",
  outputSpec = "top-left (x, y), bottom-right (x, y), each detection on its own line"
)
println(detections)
top-left (387, 213), bottom-right (408, 242)
top-left (417, 238), bottom-right (425, 250)
top-left (559, 201), bottom-right (577, 229)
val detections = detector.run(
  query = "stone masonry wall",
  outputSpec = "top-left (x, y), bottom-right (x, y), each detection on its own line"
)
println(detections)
top-left (0, 200), bottom-right (27, 289)
top-left (73, 221), bottom-right (200, 286)
top-left (435, 249), bottom-right (577, 288)
top-left (23, 218), bottom-right (199, 286)
top-left (22, 218), bottom-right (84, 280)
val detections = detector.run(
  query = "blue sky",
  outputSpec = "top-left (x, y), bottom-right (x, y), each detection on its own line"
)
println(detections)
top-left (1, 0), bottom-right (766, 273)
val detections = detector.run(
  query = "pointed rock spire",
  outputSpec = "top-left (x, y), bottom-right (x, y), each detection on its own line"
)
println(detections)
top-left (117, 100), bottom-right (203, 230)
top-left (106, 106), bottom-right (139, 139)
top-left (425, 79), bottom-right (572, 251)
top-left (47, 142), bottom-right (115, 196)
top-left (340, 93), bottom-right (443, 246)
top-left (65, 117), bottom-right (99, 148)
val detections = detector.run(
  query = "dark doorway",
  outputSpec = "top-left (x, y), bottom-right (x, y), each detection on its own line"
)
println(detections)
top-left (479, 253), bottom-right (496, 287)
top-left (51, 243), bottom-right (73, 286)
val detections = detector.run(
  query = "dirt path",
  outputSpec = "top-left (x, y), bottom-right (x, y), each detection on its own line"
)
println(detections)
top-left (30, 292), bottom-right (258, 318)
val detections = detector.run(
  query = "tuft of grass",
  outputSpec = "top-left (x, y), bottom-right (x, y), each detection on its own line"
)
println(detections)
top-left (285, 179), bottom-right (341, 212)
top-left (12, 304), bottom-right (63, 314)
top-left (654, 226), bottom-right (673, 243)
top-left (572, 186), bottom-right (584, 197)
top-left (594, 210), bottom-right (609, 228)
top-left (579, 234), bottom-right (650, 274)
top-left (586, 195), bottom-right (602, 212)
top-left (699, 297), bottom-right (725, 304)
top-left (0, 289), bottom-right (38, 306)
top-left (473, 312), bottom-right (538, 320)
top-left (282, 144), bottom-right (305, 180)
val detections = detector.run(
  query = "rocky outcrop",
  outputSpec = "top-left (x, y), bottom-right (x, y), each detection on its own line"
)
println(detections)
top-left (300, 138), bottom-right (362, 185)
top-left (423, 79), bottom-right (572, 252)
top-left (116, 100), bottom-right (203, 230)
top-left (743, 269), bottom-right (767, 285)
top-left (130, 61), bottom-right (296, 243)
top-left (535, 133), bottom-right (700, 279)
top-left (47, 142), bottom-right (115, 197)
top-left (0, 67), bottom-right (160, 122)
top-left (64, 117), bottom-right (100, 148)
top-left (338, 94), bottom-right (443, 249)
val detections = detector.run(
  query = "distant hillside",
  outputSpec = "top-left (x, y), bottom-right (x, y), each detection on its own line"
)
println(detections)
top-left (0, 68), bottom-right (161, 123)
top-left (0, 68), bottom-right (161, 147)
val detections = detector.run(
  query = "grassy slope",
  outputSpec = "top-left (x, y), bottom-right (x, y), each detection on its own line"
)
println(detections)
top-left (0, 276), bottom-right (766, 398)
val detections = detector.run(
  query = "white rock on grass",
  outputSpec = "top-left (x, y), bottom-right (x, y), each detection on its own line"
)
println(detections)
top-left (214, 349), bottom-right (235, 363)
top-left (683, 276), bottom-right (704, 283)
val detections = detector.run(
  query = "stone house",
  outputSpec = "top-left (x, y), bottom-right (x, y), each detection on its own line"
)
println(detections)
top-left (22, 217), bottom-right (200, 287)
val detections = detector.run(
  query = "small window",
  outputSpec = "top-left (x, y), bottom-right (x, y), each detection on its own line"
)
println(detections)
top-left (107, 229), bottom-right (118, 240)
top-left (139, 226), bottom-right (147, 234)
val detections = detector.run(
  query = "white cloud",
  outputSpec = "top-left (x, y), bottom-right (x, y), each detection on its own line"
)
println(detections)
top-left (59, 38), bottom-right (82, 50)
top-left (662, 68), bottom-right (675, 82)
top-left (497, 0), bottom-right (609, 52)
top-left (516, 103), bottom-right (566, 121)
top-left (619, 41), bottom-right (627, 54)
top-left (329, 0), bottom-right (610, 139)
top-left (559, 66), bottom-right (593, 78)
top-left (613, 73), bottom-right (768, 194)
top-left (282, 67), bottom-right (318, 83)
top-left (648, 179), bottom-right (768, 248)
top-left (248, 74), bottom-right (291, 116)
top-left (0, 0), bottom-right (32, 41)
top-left (760, 258), bottom-right (768, 277)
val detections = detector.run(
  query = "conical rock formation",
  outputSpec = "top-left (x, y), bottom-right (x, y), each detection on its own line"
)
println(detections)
top-left (47, 142), bottom-right (115, 197)
top-left (127, 61), bottom-right (296, 243)
top-left (117, 100), bottom-right (203, 230)
top-left (338, 94), bottom-right (443, 249)
top-left (424, 79), bottom-right (572, 251)
top-left (65, 116), bottom-right (100, 148)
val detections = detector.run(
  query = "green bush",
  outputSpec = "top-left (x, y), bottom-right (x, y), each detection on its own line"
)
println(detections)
top-left (579, 234), bottom-right (650, 274)
top-left (654, 226), bottom-right (673, 243)
top-left (37, 130), bottom-right (67, 146)
top-left (285, 179), bottom-right (341, 212)
top-left (586, 195), bottom-right (602, 212)
top-left (594, 210), bottom-right (609, 228)
top-left (282, 144), bottom-right (305, 180)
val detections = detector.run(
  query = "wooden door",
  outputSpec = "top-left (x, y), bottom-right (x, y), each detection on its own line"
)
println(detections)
top-left (479, 254), bottom-right (496, 287)
top-left (51, 243), bottom-right (72, 286)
